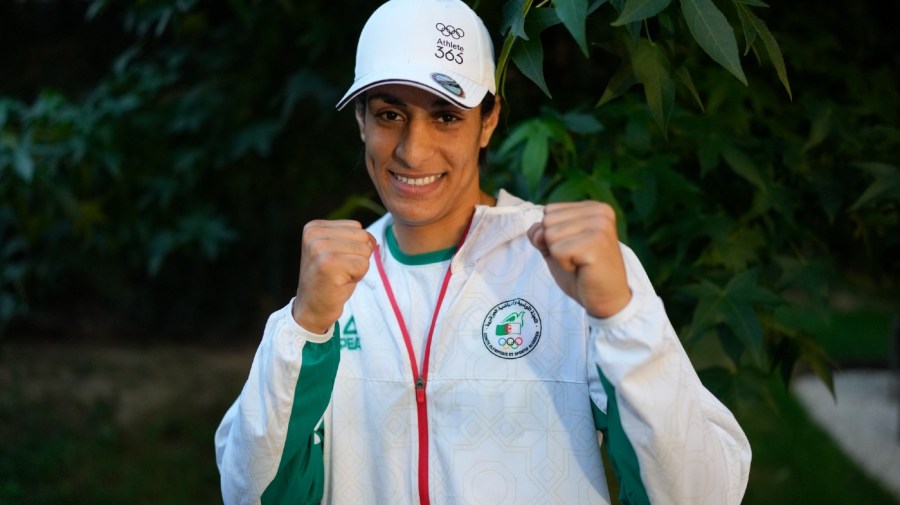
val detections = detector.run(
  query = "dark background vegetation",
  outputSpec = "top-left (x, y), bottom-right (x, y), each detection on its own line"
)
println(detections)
top-left (1, 0), bottom-right (898, 503)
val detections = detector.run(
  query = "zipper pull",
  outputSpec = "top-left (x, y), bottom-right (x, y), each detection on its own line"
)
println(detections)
top-left (415, 376), bottom-right (426, 403)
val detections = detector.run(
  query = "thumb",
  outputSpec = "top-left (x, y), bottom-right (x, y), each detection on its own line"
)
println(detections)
top-left (527, 221), bottom-right (577, 300)
top-left (527, 222), bottom-right (549, 257)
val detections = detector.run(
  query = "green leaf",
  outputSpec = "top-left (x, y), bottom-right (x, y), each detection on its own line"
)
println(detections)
top-left (229, 120), bottom-right (281, 159)
top-left (589, 0), bottom-right (613, 13)
top-left (717, 325), bottom-right (746, 368)
top-left (12, 134), bottom-right (34, 182)
top-left (496, 34), bottom-right (517, 95)
top-left (735, 4), bottom-right (791, 99)
top-left (720, 144), bottom-right (766, 189)
top-left (547, 176), bottom-right (590, 202)
top-left (612, 0), bottom-right (672, 26)
top-left (497, 0), bottom-right (533, 93)
top-left (795, 333), bottom-right (836, 397)
top-left (850, 162), bottom-right (900, 209)
top-left (699, 225), bottom-right (766, 271)
top-left (497, 121), bottom-right (533, 159)
top-left (0, 100), bottom-right (11, 128)
top-left (610, 0), bottom-right (643, 39)
top-left (733, 0), bottom-right (769, 8)
top-left (521, 125), bottom-right (550, 192)
top-left (85, 0), bottom-right (107, 20)
top-left (683, 279), bottom-right (726, 334)
top-left (632, 166), bottom-right (658, 218)
top-left (683, 270), bottom-right (779, 366)
top-left (802, 107), bottom-right (832, 152)
top-left (681, 0), bottom-right (747, 85)
top-left (631, 40), bottom-right (675, 136)
top-left (497, 119), bottom-right (553, 193)
top-left (674, 66), bottom-right (704, 111)
top-left (528, 0), bottom-right (608, 36)
top-left (697, 138), bottom-right (720, 175)
top-left (560, 110), bottom-right (604, 134)
top-left (597, 65), bottom-right (637, 107)
top-left (501, 0), bottom-right (529, 38)
top-left (178, 212), bottom-right (236, 259)
top-left (148, 231), bottom-right (175, 275)
top-left (511, 35), bottom-right (552, 98)
top-left (734, 2), bottom-right (758, 54)
top-left (524, 8), bottom-right (563, 35)
top-left (553, 0), bottom-right (590, 56)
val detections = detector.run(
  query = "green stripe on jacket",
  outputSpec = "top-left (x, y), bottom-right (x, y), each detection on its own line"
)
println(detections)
top-left (592, 365), bottom-right (652, 505)
top-left (261, 323), bottom-right (341, 505)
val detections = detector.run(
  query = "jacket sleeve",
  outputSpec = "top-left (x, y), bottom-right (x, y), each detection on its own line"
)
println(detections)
top-left (587, 246), bottom-right (751, 505)
top-left (215, 300), bottom-right (340, 505)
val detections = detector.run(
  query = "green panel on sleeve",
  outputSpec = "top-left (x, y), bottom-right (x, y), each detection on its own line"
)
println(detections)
top-left (261, 322), bottom-right (341, 505)
top-left (594, 365), bottom-right (652, 505)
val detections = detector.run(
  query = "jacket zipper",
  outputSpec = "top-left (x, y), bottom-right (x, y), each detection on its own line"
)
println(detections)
top-left (374, 218), bottom-right (472, 505)
top-left (414, 375), bottom-right (430, 505)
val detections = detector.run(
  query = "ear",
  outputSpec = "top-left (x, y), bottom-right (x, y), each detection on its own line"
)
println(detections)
top-left (479, 96), bottom-right (501, 149)
top-left (354, 102), bottom-right (366, 143)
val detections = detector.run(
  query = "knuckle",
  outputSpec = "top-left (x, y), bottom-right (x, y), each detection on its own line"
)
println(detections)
top-left (595, 202), bottom-right (615, 219)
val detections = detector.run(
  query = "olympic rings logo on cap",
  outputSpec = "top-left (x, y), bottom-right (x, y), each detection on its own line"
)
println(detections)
top-left (435, 23), bottom-right (465, 39)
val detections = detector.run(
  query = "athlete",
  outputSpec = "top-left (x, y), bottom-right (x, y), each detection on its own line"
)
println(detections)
top-left (215, 0), bottom-right (752, 503)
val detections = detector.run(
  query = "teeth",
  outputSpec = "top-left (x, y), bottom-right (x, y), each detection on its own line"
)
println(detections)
top-left (395, 173), bottom-right (443, 186)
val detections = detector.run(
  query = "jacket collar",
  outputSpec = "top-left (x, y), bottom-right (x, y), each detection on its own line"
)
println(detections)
top-left (362, 190), bottom-right (542, 287)
top-left (455, 190), bottom-right (542, 272)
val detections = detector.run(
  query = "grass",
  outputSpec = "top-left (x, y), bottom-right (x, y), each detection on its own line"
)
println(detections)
top-left (0, 396), bottom-right (227, 505)
top-left (817, 308), bottom-right (896, 366)
top-left (0, 344), bottom-right (246, 505)
top-left (738, 382), bottom-right (899, 505)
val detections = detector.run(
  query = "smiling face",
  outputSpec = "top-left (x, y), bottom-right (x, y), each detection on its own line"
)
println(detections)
top-left (355, 84), bottom-right (500, 252)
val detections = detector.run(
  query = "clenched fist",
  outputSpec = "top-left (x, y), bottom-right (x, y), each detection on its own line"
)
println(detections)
top-left (526, 201), bottom-right (632, 319)
top-left (292, 220), bottom-right (376, 334)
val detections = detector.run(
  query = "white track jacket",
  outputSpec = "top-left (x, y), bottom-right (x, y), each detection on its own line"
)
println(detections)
top-left (216, 191), bottom-right (751, 505)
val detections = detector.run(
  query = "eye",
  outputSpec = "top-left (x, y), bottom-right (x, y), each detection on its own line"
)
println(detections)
top-left (437, 113), bottom-right (461, 124)
top-left (376, 110), bottom-right (403, 122)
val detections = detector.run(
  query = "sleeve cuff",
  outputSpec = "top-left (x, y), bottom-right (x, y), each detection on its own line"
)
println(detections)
top-left (285, 297), bottom-right (336, 344)
top-left (586, 290), bottom-right (651, 330)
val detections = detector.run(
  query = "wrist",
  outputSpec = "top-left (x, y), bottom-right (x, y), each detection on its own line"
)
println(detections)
top-left (585, 289), bottom-right (633, 319)
top-left (291, 300), bottom-right (333, 335)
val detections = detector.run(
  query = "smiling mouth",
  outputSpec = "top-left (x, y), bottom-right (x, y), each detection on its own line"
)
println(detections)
top-left (393, 173), bottom-right (445, 186)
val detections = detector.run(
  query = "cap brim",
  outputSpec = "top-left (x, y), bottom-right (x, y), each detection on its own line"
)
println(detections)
top-left (335, 64), bottom-right (490, 110)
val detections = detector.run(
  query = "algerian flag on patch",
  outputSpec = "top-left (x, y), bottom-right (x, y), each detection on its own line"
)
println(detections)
top-left (495, 311), bottom-right (524, 335)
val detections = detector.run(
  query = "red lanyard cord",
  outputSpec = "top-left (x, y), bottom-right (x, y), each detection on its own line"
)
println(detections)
top-left (372, 218), bottom-right (473, 505)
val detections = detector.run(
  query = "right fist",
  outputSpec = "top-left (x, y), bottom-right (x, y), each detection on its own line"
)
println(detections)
top-left (292, 220), bottom-right (376, 334)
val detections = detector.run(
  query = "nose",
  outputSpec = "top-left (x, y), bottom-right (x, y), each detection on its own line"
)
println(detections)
top-left (394, 117), bottom-right (435, 169)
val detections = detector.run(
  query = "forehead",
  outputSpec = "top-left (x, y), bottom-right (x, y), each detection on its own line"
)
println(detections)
top-left (366, 84), bottom-right (465, 111)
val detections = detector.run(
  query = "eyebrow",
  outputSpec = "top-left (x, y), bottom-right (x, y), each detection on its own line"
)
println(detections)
top-left (367, 92), bottom-right (454, 110)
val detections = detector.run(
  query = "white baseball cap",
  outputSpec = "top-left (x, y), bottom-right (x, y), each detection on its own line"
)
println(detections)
top-left (335, 0), bottom-right (496, 110)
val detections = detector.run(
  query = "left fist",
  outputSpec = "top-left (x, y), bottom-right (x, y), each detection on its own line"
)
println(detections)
top-left (526, 201), bottom-right (632, 318)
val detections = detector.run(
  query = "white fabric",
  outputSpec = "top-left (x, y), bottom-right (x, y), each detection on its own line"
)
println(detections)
top-left (379, 246), bottom-right (450, 369)
top-left (216, 190), bottom-right (751, 505)
top-left (335, 0), bottom-right (496, 110)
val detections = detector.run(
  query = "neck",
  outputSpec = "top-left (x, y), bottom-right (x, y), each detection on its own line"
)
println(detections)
top-left (391, 191), bottom-right (496, 255)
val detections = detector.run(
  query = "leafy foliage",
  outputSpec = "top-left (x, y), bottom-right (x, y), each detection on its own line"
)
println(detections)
top-left (487, 0), bottom-right (899, 402)
top-left (0, 0), bottom-right (374, 336)
top-left (499, 0), bottom-right (791, 135)
top-left (1, 0), bottom-right (898, 408)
